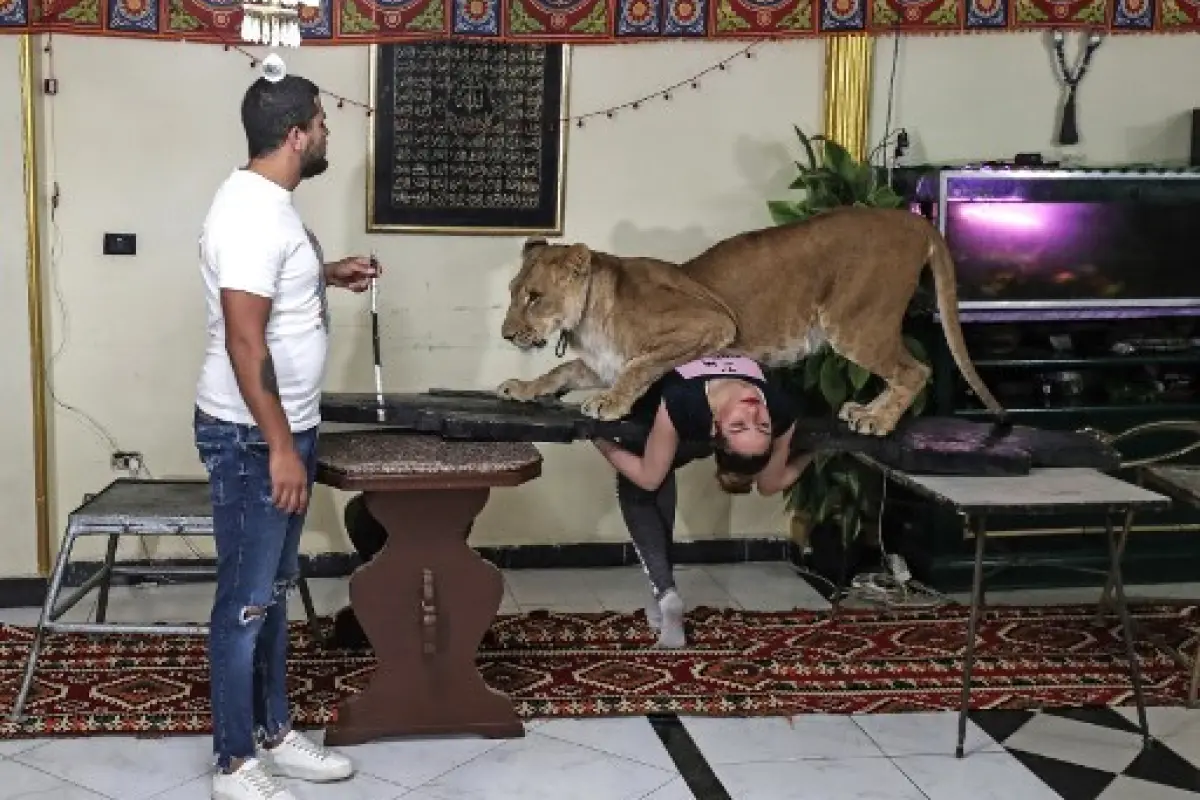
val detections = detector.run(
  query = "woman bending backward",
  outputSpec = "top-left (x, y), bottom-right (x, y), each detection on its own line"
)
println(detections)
top-left (592, 356), bottom-right (815, 648)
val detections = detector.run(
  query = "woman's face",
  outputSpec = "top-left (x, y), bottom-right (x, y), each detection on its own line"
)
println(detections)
top-left (714, 385), bottom-right (772, 457)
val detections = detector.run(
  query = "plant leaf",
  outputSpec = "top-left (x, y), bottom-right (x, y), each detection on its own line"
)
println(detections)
top-left (909, 387), bottom-right (928, 417)
top-left (847, 361), bottom-right (871, 391)
top-left (816, 485), bottom-right (843, 525)
top-left (822, 139), bottom-right (854, 181)
top-left (839, 509), bottom-right (858, 546)
top-left (767, 200), bottom-right (806, 225)
top-left (794, 125), bottom-right (818, 171)
top-left (803, 352), bottom-right (824, 390)
top-left (819, 356), bottom-right (849, 412)
top-left (831, 467), bottom-right (863, 499)
top-left (869, 183), bottom-right (905, 208)
top-left (903, 334), bottom-right (930, 366)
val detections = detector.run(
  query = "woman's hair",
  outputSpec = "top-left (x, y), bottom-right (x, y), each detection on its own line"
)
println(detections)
top-left (711, 445), bottom-right (771, 495)
top-left (715, 470), bottom-right (755, 494)
top-left (713, 447), bottom-right (771, 476)
top-left (713, 430), bottom-right (772, 473)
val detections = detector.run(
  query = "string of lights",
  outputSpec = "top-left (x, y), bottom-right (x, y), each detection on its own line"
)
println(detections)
top-left (207, 28), bottom-right (764, 126)
top-left (570, 42), bottom-right (761, 127)
top-left (216, 35), bottom-right (376, 114)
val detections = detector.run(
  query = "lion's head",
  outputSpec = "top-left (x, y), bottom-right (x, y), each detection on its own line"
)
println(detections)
top-left (500, 237), bottom-right (594, 351)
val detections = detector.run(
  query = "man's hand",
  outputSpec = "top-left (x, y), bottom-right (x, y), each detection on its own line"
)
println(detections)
top-left (269, 446), bottom-right (309, 514)
top-left (325, 256), bottom-right (381, 292)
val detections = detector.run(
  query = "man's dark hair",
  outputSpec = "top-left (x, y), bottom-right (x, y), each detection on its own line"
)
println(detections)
top-left (240, 75), bottom-right (321, 160)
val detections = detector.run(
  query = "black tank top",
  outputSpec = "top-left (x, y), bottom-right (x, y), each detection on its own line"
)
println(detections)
top-left (629, 356), bottom-right (796, 443)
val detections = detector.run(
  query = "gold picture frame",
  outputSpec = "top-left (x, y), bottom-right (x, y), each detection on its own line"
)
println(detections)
top-left (365, 42), bottom-right (571, 236)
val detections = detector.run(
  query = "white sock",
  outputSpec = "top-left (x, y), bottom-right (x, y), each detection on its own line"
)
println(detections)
top-left (645, 589), bottom-right (663, 630)
top-left (654, 590), bottom-right (686, 649)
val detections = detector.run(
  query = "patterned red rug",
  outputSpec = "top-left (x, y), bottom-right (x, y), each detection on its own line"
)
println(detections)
top-left (0, 603), bottom-right (1196, 739)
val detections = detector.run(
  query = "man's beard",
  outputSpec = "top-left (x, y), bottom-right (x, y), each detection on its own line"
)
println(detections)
top-left (300, 150), bottom-right (328, 179)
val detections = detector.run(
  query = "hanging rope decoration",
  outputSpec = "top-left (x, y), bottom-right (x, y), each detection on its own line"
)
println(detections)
top-left (1050, 29), bottom-right (1103, 146)
top-left (212, 32), bottom-right (762, 127)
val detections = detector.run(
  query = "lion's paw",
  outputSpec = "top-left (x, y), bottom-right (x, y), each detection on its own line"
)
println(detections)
top-left (580, 391), bottom-right (632, 421)
top-left (838, 402), bottom-right (895, 437)
top-left (496, 378), bottom-right (542, 403)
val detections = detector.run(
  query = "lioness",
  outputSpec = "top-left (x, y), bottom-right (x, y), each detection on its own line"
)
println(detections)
top-left (497, 240), bottom-right (741, 421)
top-left (500, 206), bottom-right (1005, 436)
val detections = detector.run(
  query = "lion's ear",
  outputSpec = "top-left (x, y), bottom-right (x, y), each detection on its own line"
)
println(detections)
top-left (564, 243), bottom-right (592, 277)
top-left (522, 237), bottom-right (548, 257)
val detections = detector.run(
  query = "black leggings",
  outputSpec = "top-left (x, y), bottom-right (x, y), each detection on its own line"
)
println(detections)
top-left (618, 472), bottom-right (678, 599)
top-left (614, 438), bottom-right (710, 600)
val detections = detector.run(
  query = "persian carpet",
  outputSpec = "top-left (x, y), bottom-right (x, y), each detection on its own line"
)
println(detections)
top-left (0, 603), bottom-right (1196, 739)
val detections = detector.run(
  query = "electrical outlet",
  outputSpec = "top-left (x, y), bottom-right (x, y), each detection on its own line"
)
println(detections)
top-left (111, 451), bottom-right (143, 473)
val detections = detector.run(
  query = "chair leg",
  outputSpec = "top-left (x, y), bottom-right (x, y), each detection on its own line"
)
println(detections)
top-left (296, 556), bottom-right (321, 641)
top-left (1095, 521), bottom-right (1131, 625)
top-left (10, 528), bottom-right (77, 721)
top-left (94, 534), bottom-right (120, 624)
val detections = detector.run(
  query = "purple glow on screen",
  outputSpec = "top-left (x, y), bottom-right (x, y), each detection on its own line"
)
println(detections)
top-left (943, 200), bottom-right (1198, 304)
top-left (954, 203), bottom-right (1047, 232)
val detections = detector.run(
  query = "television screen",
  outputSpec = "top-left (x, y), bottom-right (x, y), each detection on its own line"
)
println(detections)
top-left (944, 200), bottom-right (1200, 307)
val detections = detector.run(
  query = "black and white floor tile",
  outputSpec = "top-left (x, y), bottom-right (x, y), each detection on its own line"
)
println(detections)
top-left (2, 565), bottom-right (1200, 799)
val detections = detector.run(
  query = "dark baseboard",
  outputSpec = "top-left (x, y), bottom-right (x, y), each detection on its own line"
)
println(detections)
top-left (0, 537), bottom-right (800, 609)
top-left (925, 546), bottom-right (1200, 594)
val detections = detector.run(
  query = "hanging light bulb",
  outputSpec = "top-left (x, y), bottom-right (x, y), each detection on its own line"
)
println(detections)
top-left (261, 52), bottom-right (287, 82)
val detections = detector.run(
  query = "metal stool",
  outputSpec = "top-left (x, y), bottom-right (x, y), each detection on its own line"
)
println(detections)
top-left (9, 477), bottom-right (323, 721)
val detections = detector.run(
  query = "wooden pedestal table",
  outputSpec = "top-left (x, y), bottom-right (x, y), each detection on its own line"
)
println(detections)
top-left (314, 431), bottom-right (542, 746)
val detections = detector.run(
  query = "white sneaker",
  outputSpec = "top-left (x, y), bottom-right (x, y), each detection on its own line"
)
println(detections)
top-left (258, 731), bottom-right (355, 783)
top-left (212, 758), bottom-right (296, 800)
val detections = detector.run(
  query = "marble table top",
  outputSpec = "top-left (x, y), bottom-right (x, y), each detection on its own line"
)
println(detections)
top-left (864, 463), bottom-right (1172, 516)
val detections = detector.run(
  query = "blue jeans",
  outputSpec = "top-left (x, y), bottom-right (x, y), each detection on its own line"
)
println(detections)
top-left (194, 407), bottom-right (319, 770)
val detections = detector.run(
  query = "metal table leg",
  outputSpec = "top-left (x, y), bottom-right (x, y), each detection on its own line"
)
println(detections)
top-left (94, 533), bottom-right (120, 624)
top-left (957, 514), bottom-right (987, 759)
top-left (1105, 509), bottom-right (1151, 746)
top-left (9, 527), bottom-right (77, 721)
top-left (296, 557), bottom-right (321, 640)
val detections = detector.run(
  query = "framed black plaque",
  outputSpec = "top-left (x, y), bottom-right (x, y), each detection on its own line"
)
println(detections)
top-left (367, 42), bottom-right (570, 235)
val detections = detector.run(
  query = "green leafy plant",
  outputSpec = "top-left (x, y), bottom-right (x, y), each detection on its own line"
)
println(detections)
top-left (766, 126), bottom-right (931, 551)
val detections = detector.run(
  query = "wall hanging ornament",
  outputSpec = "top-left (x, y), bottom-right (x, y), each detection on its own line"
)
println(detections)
top-left (240, 0), bottom-right (311, 47)
top-left (1051, 29), bottom-right (1103, 146)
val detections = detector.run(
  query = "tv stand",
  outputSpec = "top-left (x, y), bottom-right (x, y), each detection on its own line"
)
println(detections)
top-left (893, 313), bottom-right (1200, 592)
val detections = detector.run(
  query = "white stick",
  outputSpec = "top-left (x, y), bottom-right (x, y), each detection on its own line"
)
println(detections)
top-left (369, 257), bottom-right (384, 422)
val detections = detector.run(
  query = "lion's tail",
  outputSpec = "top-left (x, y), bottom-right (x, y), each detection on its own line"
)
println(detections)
top-left (926, 226), bottom-right (1010, 436)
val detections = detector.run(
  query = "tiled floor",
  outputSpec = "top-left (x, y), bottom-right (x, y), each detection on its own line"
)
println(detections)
top-left (3, 563), bottom-right (1200, 800)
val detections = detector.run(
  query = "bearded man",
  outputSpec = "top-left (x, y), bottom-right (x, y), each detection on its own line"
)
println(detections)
top-left (193, 71), bottom-right (379, 800)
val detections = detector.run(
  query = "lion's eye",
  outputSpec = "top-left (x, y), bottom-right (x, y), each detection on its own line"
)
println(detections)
top-left (526, 291), bottom-right (541, 305)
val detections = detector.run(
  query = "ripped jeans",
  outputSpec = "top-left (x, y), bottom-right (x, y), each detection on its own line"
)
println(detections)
top-left (194, 407), bottom-right (319, 771)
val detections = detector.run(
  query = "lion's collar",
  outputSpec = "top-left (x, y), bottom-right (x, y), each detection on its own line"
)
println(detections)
top-left (555, 269), bottom-right (597, 358)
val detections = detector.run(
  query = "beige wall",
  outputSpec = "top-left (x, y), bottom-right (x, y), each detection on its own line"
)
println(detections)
top-left (1, 37), bottom-right (823, 576)
top-left (868, 33), bottom-right (1200, 165)
top-left (2, 32), bottom-right (1198, 579)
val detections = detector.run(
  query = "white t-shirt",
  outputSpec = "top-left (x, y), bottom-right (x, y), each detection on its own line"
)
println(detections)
top-left (195, 169), bottom-right (329, 432)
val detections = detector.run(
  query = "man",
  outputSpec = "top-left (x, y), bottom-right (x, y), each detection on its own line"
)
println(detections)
top-left (194, 70), bottom-right (379, 800)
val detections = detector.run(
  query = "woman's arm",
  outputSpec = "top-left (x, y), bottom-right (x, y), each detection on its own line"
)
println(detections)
top-left (592, 402), bottom-right (679, 491)
top-left (754, 423), bottom-right (814, 496)
top-left (757, 452), bottom-right (815, 497)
